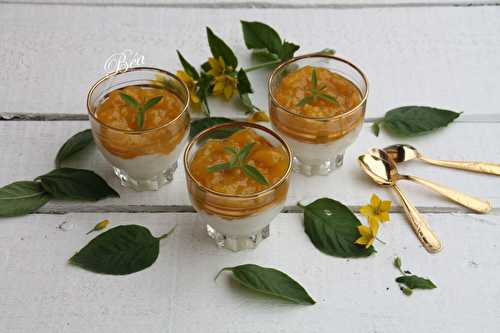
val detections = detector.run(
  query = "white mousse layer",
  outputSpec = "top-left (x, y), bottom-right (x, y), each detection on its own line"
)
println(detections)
top-left (98, 135), bottom-right (187, 180)
top-left (276, 123), bottom-right (362, 165)
top-left (198, 203), bottom-right (284, 237)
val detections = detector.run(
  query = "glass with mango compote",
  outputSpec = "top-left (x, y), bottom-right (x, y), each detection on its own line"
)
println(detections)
top-left (269, 55), bottom-right (368, 176)
top-left (87, 67), bottom-right (190, 191)
top-left (184, 122), bottom-right (292, 251)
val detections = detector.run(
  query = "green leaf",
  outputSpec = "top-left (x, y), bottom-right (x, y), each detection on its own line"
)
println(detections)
top-left (238, 142), bottom-right (255, 162)
top-left (311, 69), bottom-right (318, 88)
top-left (396, 275), bottom-right (437, 290)
top-left (206, 27), bottom-right (238, 69)
top-left (280, 41), bottom-right (300, 61)
top-left (55, 129), bottom-right (94, 167)
top-left (37, 168), bottom-right (119, 201)
top-left (379, 106), bottom-right (461, 137)
top-left (207, 162), bottom-right (231, 173)
top-left (401, 286), bottom-right (413, 296)
top-left (316, 48), bottom-right (336, 56)
top-left (239, 93), bottom-right (262, 114)
top-left (318, 93), bottom-right (338, 104)
top-left (303, 198), bottom-right (375, 258)
top-left (371, 119), bottom-right (382, 136)
top-left (119, 92), bottom-right (140, 109)
top-left (198, 73), bottom-right (213, 116)
top-left (296, 96), bottom-right (314, 107)
top-left (237, 69), bottom-right (253, 95)
top-left (143, 96), bottom-right (163, 112)
top-left (189, 117), bottom-right (237, 140)
top-left (240, 21), bottom-right (283, 56)
top-left (242, 165), bottom-right (269, 185)
top-left (0, 181), bottom-right (51, 217)
top-left (70, 225), bottom-right (175, 275)
top-left (177, 50), bottom-right (200, 81)
top-left (216, 264), bottom-right (315, 305)
top-left (394, 257), bottom-right (402, 270)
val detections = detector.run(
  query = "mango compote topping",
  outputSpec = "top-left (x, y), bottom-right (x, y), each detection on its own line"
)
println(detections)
top-left (190, 129), bottom-right (289, 195)
top-left (93, 85), bottom-right (188, 159)
top-left (274, 66), bottom-right (362, 118)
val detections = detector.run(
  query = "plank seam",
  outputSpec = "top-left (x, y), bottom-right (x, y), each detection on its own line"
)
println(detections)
top-left (1, 1), bottom-right (499, 9)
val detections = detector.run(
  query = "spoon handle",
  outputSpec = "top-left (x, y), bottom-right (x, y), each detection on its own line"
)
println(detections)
top-left (391, 184), bottom-right (442, 253)
top-left (404, 175), bottom-right (491, 214)
top-left (419, 156), bottom-right (500, 176)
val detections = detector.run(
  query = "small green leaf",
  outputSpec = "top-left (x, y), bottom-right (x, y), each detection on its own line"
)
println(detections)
top-left (396, 275), bottom-right (437, 290)
top-left (242, 165), bottom-right (269, 185)
top-left (215, 264), bottom-right (315, 305)
top-left (119, 92), bottom-right (140, 109)
top-left (237, 69), bottom-right (253, 95)
top-left (177, 50), bottom-right (200, 81)
top-left (0, 181), bottom-right (51, 217)
top-left (239, 93), bottom-right (262, 114)
top-left (206, 27), bottom-right (238, 69)
top-left (198, 73), bottom-right (213, 116)
top-left (142, 96), bottom-right (163, 112)
top-left (317, 93), bottom-right (338, 104)
top-left (394, 257), bottom-right (402, 270)
top-left (189, 117), bottom-right (237, 140)
top-left (37, 168), bottom-right (119, 201)
top-left (55, 129), bottom-right (94, 167)
top-left (401, 286), bottom-right (413, 296)
top-left (207, 162), bottom-right (231, 173)
top-left (224, 147), bottom-right (238, 156)
top-left (379, 106), bottom-right (461, 137)
top-left (238, 142), bottom-right (255, 163)
top-left (241, 21), bottom-right (283, 56)
top-left (311, 69), bottom-right (318, 88)
top-left (303, 198), bottom-right (375, 258)
top-left (371, 119), bottom-right (382, 136)
top-left (70, 225), bottom-right (175, 275)
top-left (296, 96), bottom-right (314, 107)
top-left (316, 48), bottom-right (336, 55)
top-left (280, 41), bottom-right (300, 61)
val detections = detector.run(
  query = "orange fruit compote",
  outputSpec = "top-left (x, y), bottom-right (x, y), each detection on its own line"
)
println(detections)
top-left (94, 85), bottom-right (188, 159)
top-left (189, 128), bottom-right (289, 195)
top-left (271, 65), bottom-right (364, 144)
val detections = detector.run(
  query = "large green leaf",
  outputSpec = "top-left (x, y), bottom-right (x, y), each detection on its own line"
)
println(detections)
top-left (177, 50), bottom-right (200, 80)
top-left (241, 21), bottom-right (283, 56)
top-left (206, 27), bottom-right (238, 69)
top-left (237, 69), bottom-right (253, 95)
top-left (0, 181), bottom-right (51, 217)
top-left (37, 168), bottom-right (119, 201)
top-left (55, 129), bottom-right (94, 167)
top-left (70, 225), bottom-right (175, 275)
top-left (216, 264), bottom-right (315, 305)
top-left (303, 198), bottom-right (375, 258)
top-left (376, 106), bottom-right (461, 137)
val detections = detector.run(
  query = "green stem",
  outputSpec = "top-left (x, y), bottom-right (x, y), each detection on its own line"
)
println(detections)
top-left (158, 225), bottom-right (177, 241)
top-left (375, 236), bottom-right (386, 245)
top-left (243, 59), bottom-right (282, 73)
top-left (214, 267), bottom-right (231, 282)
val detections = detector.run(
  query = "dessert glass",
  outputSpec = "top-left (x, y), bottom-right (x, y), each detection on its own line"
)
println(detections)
top-left (269, 54), bottom-right (368, 176)
top-left (87, 67), bottom-right (190, 191)
top-left (184, 122), bottom-right (292, 251)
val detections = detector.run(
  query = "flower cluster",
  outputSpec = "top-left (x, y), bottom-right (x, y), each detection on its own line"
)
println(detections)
top-left (355, 194), bottom-right (392, 248)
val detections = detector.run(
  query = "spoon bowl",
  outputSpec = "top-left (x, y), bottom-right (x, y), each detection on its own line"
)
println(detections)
top-left (383, 144), bottom-right (420, 163)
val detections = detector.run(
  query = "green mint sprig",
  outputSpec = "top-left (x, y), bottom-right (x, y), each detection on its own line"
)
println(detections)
top-left (119, 92), bottom-right (163, 129)
top-left (393, 257), bottom-right (437, 296)
top-left (207, 142), bottom-right (269, 185)
top-left (296, 69), bottom-right (338, 108)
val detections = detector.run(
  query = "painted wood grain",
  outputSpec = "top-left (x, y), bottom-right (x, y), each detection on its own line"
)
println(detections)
top-left (0, 5), bottom-right (499, 119)
top-left (0, 212), bottom-right (498, 333)
top-left (1, 121), bottom-right (499, 211)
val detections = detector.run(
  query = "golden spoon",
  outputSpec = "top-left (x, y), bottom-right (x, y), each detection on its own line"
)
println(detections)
top-left (358, 153), bottom-right (442, 253)
top-left (384, 144), bottom-right (500, 176)
top-left (370, 148), bottom-right (491, 214)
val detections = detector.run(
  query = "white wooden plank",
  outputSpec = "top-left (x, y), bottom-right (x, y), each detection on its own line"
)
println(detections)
top-left (4, 0), bottom-right (497, 6)
top-left (1, 120), bottom-right (499, 210)
top-left (0, 212), bottom-right (498, 332)
top-left (1, 5), bottom-right (499, 119)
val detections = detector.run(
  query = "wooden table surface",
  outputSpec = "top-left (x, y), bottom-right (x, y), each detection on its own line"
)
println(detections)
top-left (1, 1), bottom-right (499, 332)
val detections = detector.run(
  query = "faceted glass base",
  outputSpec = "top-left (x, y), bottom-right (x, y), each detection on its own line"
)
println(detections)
top-left (206, 224), bottom-right (270, 252)
top-left (293, 151), bottom-right (344, 176)
top-left (113, 161), bottom-right (177, 191)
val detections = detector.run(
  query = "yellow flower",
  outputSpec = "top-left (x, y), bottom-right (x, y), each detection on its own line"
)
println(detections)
top-left (360, 194), bottom-right (392, 223)
top-left (207, 57), bottom-right (237, 100)
top-left (212, 74), bottom-right (237, 100)
top-left (247, 111), bottom-right (270, 123)
top-left (175, 71), bottom-right (200, 105)
top-left (355, 217), bottom-right (379, 248)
